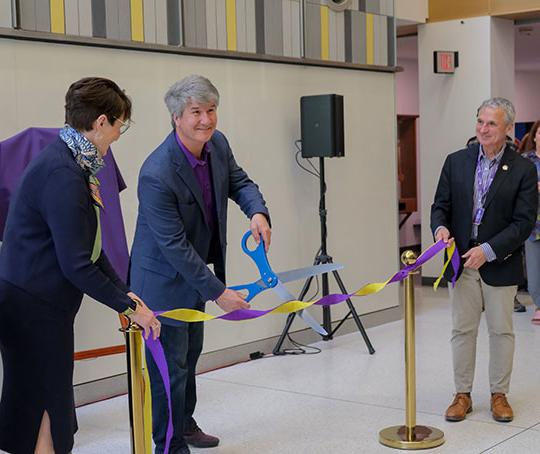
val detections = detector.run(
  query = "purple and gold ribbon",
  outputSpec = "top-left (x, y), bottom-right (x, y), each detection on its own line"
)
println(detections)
top-left (158, 240), bottom-right (459, 324)
top-left (144, 240), bottom-right (459, 453)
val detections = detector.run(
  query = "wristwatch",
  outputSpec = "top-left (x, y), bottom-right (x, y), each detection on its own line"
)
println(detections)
top-left (123, 299), bottom-right (138, 320)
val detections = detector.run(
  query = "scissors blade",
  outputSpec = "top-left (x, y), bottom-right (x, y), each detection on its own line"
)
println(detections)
top-left (271, 282), bottom-right (328, 336)
top-left (255, 263), bottom-right (344, 287)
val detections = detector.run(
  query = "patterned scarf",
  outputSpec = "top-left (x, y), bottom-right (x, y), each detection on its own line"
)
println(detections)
top-left (59, 125), bottom-right (105, 262)
top-left (59, 124), bottom-right (105, 176)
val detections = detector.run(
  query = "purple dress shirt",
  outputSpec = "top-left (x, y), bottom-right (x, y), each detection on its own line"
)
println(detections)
top-left (175, 132), bottom-right (216, 232)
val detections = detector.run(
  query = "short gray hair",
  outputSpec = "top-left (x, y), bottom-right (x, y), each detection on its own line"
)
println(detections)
top-left (164, 74), bottom-right (219, 123)
top-left (477, 97), bottom-right (515, 125)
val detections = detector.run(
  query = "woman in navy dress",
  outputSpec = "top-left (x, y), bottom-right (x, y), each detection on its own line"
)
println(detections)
top-left (0, 77), bottom-right (160, 454)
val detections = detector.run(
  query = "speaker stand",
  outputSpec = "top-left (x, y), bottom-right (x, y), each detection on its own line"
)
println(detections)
top-left (273, 158), bottom-right (375, 355)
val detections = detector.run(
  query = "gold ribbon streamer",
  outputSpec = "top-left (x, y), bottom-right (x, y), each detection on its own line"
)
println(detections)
top-left (159, 242), bottom-right (455, 324)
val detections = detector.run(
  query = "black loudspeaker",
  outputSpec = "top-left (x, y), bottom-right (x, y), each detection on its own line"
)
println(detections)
top-left (300, 94), bottom-right (344, 158)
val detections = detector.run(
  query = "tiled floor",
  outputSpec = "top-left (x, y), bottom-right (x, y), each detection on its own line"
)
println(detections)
top-left (74, 287), bottom-right (540, 453)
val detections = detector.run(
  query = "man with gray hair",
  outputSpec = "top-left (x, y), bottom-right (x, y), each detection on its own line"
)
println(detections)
top-left (130, 75), bottom-right (271, 454)
top-left (431, 97), bottom-right (537, 424)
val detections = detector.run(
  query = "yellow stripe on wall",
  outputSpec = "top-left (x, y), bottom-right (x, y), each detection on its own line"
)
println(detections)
top-left (226, 0), bottom-right (237, 51)
top-left (320, 5), bottom-right (329, 60)
top-left (365, 13), bottom-right (374, 65)
top-left (50, 0), bottom-right (65, 34)
top-left (130, 0), bottom-right (144, 42)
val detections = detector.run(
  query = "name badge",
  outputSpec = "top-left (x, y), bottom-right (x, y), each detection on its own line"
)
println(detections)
top-left (473, 207), bottom-right (485, 226)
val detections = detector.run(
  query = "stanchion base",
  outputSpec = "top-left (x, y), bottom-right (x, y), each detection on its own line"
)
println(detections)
top-left (379, 425), bottom-right (445, 450)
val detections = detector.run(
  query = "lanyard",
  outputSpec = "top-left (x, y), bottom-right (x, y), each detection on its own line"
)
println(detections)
top-left (473, 150), bottom-right (500, 226)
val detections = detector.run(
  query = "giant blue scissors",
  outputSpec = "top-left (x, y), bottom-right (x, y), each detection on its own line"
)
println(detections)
top-left (229, 231), bottom-right (344, 336)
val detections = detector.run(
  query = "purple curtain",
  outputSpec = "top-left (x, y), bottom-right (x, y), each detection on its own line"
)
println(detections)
top-left (0, 127), bottom-right (130, 282)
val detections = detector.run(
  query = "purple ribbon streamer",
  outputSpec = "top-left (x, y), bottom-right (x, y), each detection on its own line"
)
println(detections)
top-left (158, 241), bottom-right (460, 323)
top-left (144, 336), bottom-right (173, 454)
top-left (144, 240), bottom-right (459, 454)
top-left (220, 240), bottom-right (460, 320)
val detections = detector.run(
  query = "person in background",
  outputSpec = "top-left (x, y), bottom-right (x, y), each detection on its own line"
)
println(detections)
top-left (431, 97), bottom-right (537, 424)
top-left (130, 75), bottom-right (271, 454)
top-left (520, 121), bottom-right (540, 324)
top-left (0, 77), bottom-right (160, 454)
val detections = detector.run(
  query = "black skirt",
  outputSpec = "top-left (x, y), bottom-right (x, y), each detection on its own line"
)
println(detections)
top-left (0, 279), bottom-right (78, 454)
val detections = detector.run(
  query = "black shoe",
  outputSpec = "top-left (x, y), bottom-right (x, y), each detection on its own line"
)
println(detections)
top-left (514, 298), bottom-right (526, 313)
top-left (171, 446), bottom-right (191, 454)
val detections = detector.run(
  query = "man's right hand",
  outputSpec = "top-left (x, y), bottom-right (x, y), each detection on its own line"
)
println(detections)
top-left (215, 288), bottom-right (250, 313)
top-left (435, 226), bottom-right (454, 245)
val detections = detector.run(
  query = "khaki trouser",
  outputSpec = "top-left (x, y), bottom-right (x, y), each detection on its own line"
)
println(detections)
top-left (449, 268), bottom-right (516, 394)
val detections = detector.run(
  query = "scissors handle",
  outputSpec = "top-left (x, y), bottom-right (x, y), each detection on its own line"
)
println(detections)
top-left (228, 283), bottom-right (265, 303)
top-left (240, 231), bottom-right (277, 288)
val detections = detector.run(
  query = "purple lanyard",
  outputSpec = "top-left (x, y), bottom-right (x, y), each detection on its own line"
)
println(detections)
top-left (473, 151), bottom-right (499, 226)
top-left (475, 152), bottom-right (499, 206)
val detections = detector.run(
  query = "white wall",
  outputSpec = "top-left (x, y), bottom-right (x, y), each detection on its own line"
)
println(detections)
top-left (395, 0), bottom-right (427, 24)
top-left (0, 38), bottom-right (400, 384)
top-left (515, 70), bottom-right (540, 122)
top-left (418, 17), bottom-right (515, 277)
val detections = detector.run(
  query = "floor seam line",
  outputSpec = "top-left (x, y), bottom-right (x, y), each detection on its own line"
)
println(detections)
top-left (478, 423), bottom-right (540, 453)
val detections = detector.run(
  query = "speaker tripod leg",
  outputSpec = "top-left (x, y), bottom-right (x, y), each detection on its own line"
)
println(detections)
top-left (321, 271), bottom-right (332, 340)
top-left (273, 272), bottom-right (319, 354)
top-left (331, 270), bottom-right (375, 354)
top-left (272, 312), bottom-right (297, 355)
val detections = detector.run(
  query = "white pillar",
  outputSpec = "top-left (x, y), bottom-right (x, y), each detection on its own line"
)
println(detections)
top-left (418, 16), bottom-right (515, 278)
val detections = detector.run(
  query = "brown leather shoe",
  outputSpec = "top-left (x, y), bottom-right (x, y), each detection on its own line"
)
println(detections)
top-left (491, 393), bottom-right (513, 422)
top-left (184, 421), bottom-right (219, 448)
top-left (445, 393), bottom-right (472, 421)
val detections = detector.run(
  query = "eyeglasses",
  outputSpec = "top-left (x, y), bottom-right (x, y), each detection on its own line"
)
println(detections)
top-left (114, 117), bottom-right (133, 135)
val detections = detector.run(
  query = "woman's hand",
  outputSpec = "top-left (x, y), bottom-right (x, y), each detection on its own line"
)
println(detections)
top-left (127, 292), bottom-right (161, 340)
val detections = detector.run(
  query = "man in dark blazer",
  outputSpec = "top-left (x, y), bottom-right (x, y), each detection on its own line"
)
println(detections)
top-left (130, 75), bottom-right (271, 454)
top-left (431, 98), bottom-right (537, 424)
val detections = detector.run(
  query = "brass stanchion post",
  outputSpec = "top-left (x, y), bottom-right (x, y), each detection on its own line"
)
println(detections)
top-left (122, 324), bottom-right (147, 454)
top-left (379, 251), bottom-right (445, 450)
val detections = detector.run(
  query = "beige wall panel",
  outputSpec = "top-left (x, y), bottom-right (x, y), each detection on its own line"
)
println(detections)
top-left (215, 0), bottom-right (227, 50)
top-left (78, 0), bottom-right (93, 37)
top-left (143, 0), bottom-right (157, 43)
top-left (205, 0), bottom-right (218, 49)
top-left (64, 0), bottom-right (80, 36)
top-left (394, 0), bottom-right (426, 23)
top-left (155, 0), bottom-right (168, 45)
top-left (0, 38), bottom-right (398, 384)
top-left (245, 0), bottom-right (256, 53)
top-left (0, 0), bottom-right (12, 28)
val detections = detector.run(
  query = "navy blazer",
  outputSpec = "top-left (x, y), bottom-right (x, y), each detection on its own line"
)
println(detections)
top-left (130, 130), bottom-right (269, 323)
top-left (0, 137), bottom-right (132, 317)
top-left (431, 143), bottom-right (538, 286)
